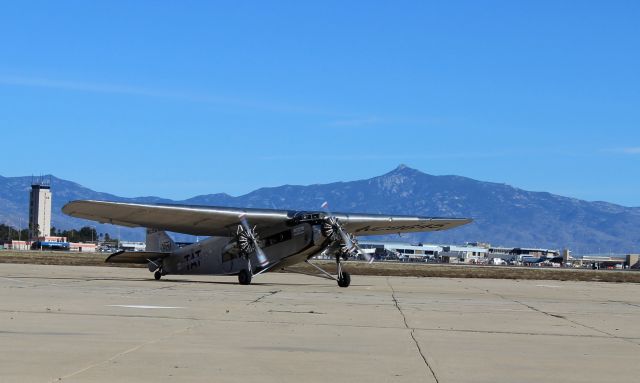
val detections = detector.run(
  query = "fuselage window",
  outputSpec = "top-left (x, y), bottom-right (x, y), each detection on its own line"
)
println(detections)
top-left (263, 230), bottom-right (293, 248)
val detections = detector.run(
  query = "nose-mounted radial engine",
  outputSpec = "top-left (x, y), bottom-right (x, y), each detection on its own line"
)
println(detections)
top-left (319, 201), bottom-right (372, 263)
top-left (302, 203), bottom-right (373, 288)
top-left (321, 215), bottom-right (360, 260)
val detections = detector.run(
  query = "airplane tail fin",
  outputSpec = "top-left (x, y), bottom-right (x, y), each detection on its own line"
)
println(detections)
top-left (145, 229), bottom-right (176, 253)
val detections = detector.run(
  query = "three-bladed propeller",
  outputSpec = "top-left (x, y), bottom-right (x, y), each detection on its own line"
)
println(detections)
top-left (237, 213), bottom-right (269, 267)
top-left (321, 202), bottom-right (373, 263)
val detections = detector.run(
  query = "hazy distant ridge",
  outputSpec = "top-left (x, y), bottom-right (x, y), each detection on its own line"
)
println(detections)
top-left (1, 165), bottom-right (639, 252)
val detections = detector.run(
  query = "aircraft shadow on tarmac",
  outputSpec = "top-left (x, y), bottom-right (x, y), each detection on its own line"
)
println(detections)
top-left (1, 274), bottom-right (355, 287)
top-left (2, 273), bottom-right (374, 288)
top-left (156, 278), bottom-right (341, 287)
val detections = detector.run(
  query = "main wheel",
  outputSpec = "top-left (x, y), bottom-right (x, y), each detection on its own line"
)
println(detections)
top-left (154, 270), bottom-right (162, 280)
top-left (337, 271), bottom-right (351, 288)
top-left (238, 269), bottom-right (252, 285)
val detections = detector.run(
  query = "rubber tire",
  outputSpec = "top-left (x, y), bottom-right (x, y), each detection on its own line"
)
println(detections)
top-left (337, 271), bottom-right (351, 288)
top-left (238, 269), bottom-right (252, 285)
top-left (154, 270), bottom-right (162, 280)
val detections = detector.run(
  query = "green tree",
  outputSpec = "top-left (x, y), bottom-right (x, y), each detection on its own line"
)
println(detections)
top-left (0, 224), bottom-right (29, 241)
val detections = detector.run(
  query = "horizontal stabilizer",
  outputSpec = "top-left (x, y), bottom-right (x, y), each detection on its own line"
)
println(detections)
top-left (106, 251), bottom-right (171, 264)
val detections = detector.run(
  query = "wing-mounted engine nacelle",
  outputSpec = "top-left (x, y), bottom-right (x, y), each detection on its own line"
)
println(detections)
top-left (235, 214), bottom-right (269, 267)
top-left (236, 224), bottom-right (259, 256)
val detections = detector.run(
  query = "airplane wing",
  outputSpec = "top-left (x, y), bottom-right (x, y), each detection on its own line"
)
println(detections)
top-left (63, 200), bottom-right (290, 236)
top-left (62, 200), bottom-right (471, 237)
top-left (342, 214), bottom-right (471, 236)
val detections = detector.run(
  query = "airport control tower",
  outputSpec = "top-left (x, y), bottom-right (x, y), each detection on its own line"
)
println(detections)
top-left (29, 178), bottom-right (52, 239)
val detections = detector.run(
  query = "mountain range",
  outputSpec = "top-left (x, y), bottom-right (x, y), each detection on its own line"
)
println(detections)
top-left (1, 165), bottom-right (639, 253)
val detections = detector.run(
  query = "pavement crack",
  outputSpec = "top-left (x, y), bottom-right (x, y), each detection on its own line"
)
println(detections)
top-left (512, 299), bottom-right (567, 320)
top-left (387, 277), bottom-right (439, 383)
top-left (268, 309), bottom-right (325, 314)
top-left (609, 300), bottom-right (640, 308)
top-left (248, 289), bottom-right (281, 304)
top-left (491, 291), bottom-right (640, 349)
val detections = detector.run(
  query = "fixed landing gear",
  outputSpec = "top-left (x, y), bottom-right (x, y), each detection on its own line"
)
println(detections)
top-left (336, 257), bottom-right (351, 287)
top-left (337, 271), bottom-right (351, 288)
top-left (238, 269), bottom-right (252, 285)
top-left (149, 260), bottom-right (164, 281)
top-left (294, 255), bottom-right (352, 288)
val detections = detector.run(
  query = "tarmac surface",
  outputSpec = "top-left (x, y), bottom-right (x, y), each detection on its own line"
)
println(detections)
top-left (1, 263), bottom-right (639, 383)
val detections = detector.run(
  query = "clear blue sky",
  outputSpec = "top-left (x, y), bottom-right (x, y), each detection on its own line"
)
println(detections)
top-left (1, 1), bottom-right (639, 205)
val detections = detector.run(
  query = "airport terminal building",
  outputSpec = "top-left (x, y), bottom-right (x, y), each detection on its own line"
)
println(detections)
top-left (358, 241), bottom-right (489, 263)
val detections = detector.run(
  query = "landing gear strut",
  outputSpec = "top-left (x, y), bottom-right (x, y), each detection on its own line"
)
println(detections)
top-left (291, 255), bottom-right (352, 288)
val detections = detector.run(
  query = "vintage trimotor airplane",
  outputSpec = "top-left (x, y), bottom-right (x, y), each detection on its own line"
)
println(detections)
top-left (62, 200), bottom-right (471, 287)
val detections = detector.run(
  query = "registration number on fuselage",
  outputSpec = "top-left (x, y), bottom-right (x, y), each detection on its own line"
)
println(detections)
top-left (181, 249), bottom-right (202, 271)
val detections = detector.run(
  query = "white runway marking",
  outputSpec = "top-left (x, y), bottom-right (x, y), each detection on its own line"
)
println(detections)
top-left (106, 305), bottom-right (184, 309)
top-left (536, 284), bottom-right (562, 288)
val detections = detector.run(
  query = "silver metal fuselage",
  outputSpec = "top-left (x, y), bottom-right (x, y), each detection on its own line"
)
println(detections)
top-left (161, 222), bottom-right (327, 276)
